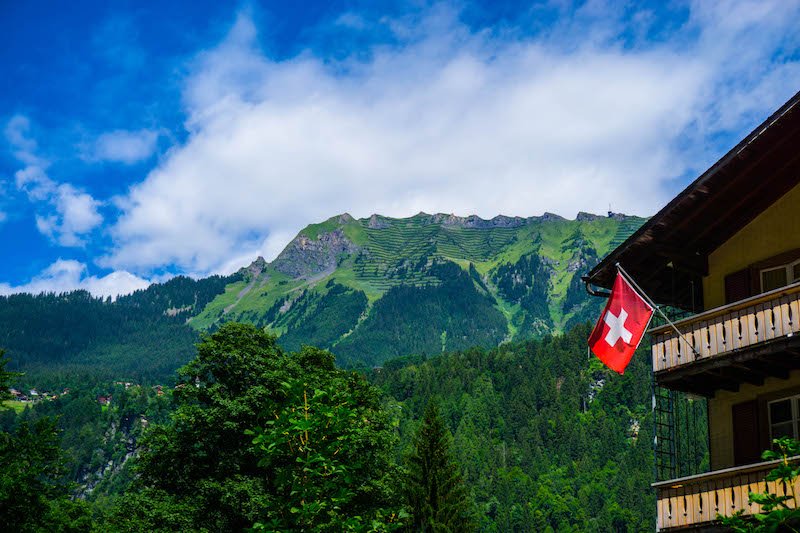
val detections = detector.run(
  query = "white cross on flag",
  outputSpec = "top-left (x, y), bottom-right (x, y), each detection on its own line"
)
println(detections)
top-left (588, 272), bottom-right (654, 374)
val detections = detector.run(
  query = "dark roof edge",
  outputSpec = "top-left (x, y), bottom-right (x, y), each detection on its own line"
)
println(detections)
top-left (584, 89), bottom-right (800, 285)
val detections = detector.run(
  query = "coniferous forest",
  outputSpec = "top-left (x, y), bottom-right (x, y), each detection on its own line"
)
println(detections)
top-left (0, 214), bottom-right (661, 531)
top-left (6, 0), bottom-right (798, 529)
top-left (0, 321), bottom-right (657, 531)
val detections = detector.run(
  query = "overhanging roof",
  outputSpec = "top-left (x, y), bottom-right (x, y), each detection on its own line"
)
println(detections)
top-left (584, 89), bottom-right (800, 310)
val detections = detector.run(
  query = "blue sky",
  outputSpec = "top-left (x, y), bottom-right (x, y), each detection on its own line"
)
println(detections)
top-left (1, 0), bottom-right (799, 296)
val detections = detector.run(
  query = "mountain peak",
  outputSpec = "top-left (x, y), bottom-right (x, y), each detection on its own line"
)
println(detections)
top-left (239, 256), bottom-right (267, 278)
top-left (575, 212), bottom-right (602, 221)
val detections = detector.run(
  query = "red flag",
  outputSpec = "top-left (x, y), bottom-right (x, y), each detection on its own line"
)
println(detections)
top-left (589, 272), bottom-right (654, 374)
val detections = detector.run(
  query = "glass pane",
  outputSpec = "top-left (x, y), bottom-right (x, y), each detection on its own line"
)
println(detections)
top-left (762, 268), bottom-right (788, 292)
top-left (771, 399), bottom-right (793, 423)
top-left (772, 422), bottom-right (794, 440)
top-left (793, 263), bottom-right (800, 283)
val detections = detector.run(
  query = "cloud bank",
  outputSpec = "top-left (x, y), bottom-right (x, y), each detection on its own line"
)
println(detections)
top-left (6, 116), bottom-right (103, 247)
top-left (91, 128), bottom-right (160, 164)
top-left (101, 1), bottom-right (800, 276)
top-left (0, 259), bottom-right (150, 299)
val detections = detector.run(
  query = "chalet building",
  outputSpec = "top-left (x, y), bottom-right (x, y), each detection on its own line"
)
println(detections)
top-left (583, 89), bottom-right (800, 531)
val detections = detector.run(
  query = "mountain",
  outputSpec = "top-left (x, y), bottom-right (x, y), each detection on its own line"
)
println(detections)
top-left (190, 211), bottom-right (646, 367)
top-left (0, 211), bottom-right (644, 379)
top-left (0, 275), bottom-right (237, 383)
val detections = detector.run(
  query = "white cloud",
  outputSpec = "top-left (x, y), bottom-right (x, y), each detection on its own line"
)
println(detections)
top-left (0, 259), bottom-right (151, 299)
top-left (100, 2), bottom-right (800, 275)
top-left (4, 115), bottom-right (40, 166)
top-left (6, 117), bottom-right (103, 246)
top-left (92, 129), bottom-right (159, 164)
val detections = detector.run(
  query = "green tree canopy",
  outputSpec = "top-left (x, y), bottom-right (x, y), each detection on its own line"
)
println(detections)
top-left (117, 323), bottom-right (403, 531)
top-left (0, 352), bottom-right (91, 531)
top-left (406, 401), bottom-right (477, 532)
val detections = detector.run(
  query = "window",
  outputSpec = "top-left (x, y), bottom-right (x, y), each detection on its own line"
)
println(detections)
top-left (760, 259), bottom-right (800, 292)
top-left (769, 395), bottom-right (800, 441)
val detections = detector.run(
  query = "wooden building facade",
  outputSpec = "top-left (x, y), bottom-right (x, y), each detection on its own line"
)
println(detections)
top-left (584, 90), bottom-right (800, 531)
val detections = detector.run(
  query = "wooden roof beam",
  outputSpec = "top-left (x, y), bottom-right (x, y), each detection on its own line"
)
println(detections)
top-left (683, 135), bottom-right (800, 250)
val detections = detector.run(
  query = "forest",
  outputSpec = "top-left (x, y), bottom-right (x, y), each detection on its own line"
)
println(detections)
top-left (0, 274), bottom-right (235, 387)
top-left (0, 321), bottom-right (658, 531)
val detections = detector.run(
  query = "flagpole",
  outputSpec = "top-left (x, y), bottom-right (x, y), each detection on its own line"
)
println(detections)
top-left (615, 263), bottom-right (700, 359)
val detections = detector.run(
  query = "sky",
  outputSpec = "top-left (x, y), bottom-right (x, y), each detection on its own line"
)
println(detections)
top-left (1, 0), bottom-right (800, 297)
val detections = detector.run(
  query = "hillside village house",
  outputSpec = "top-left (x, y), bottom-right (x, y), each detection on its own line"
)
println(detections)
top-left (583, 89), bottom-right (800, 531)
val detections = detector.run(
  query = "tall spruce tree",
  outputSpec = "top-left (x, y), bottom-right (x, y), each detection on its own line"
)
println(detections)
top-left (406, 402), bottom-right (477, 532)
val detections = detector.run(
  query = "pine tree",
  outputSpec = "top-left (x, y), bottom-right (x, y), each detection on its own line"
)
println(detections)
top-left (406, 401), bottom-right (477, 532)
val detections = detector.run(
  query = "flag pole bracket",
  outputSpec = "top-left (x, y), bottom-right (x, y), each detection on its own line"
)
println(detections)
top-left (581, 276), bottom-right (611, 298)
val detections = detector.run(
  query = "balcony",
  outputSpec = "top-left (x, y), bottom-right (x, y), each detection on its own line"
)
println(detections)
top-left (650, 282), bottom-right (800, 395)
top-left (654, 459), bottom-right (799, 531)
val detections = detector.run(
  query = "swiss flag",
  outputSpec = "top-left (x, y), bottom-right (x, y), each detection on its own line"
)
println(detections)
top-left (588, 272), bottom-right (654, 374)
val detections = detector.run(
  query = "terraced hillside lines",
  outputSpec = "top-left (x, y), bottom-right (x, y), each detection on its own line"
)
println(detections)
top-left (189, 212), bottom-right (648, 368)
top-left (354, 220), bottom-right (439, 290)
top-left (354, 219), bottom-right (525, 293)
top-left (436, 226), bottom-right (520, 262)
top-left (609, 216), bottom-right (647, 249)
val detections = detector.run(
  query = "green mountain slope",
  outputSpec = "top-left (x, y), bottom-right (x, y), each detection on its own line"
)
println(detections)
top-left (191, 211), bottom-right (645, 367)
top-left (0, 274), bottom-right (237, 383)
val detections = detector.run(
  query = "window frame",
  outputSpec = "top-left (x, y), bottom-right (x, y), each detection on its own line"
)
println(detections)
top-left (768, 394), bottom-right (800, 443)
top-left (760, 258), bottom-right (800, 293)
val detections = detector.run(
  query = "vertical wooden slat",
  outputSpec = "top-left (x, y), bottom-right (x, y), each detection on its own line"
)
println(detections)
top-left (709, 319), bottom-right (722, 357)
top-left (657, 335), bottom-right (667, 372)
top-left (779, 296), bottom-right (792, 335)
top-left (739, 310), bottom-right (751, 348)
top-left (713, 479), bottom-right (723, 520)
top-left (684, 487), bottom-right (697, 524)
top-left (688, 488), bottom-right (701, 524)
top-left (663, 489), bottom-right (675, 529)
top-left (707, 318), bottom-right (720, 357)
top-left (772, 299), bottom-right (784, 337)
top-left (789, 293), bottom-right (800, 334)
top-left (696, 322), bottom-right (707, 359)
top-left (764, 302), bottom-right (776, 340)
top-left (652, 338), bottom-right (661, 371)
top-left (653, 465), bottom-right (800, 530)
top-left (756, 304), bottom-right (767, 341)
top-left (732, 473), bottom-right (747, 516)
top-left (653, 288), bottom-right (800, 373)
top-left (656, 491), bottom-right (665, 531)
top-left (746, 305), bottom-right (761, 345)
top-left (692, 483), bottom-right (702, 524)
top-left (670, 490), bottom-right (680, 528)
top-left (669, 335), bottom-right (679, 368)
top-left (747, 472), bottom-right (762, 515)
top-left (720, 314), bottom-right (732, 353)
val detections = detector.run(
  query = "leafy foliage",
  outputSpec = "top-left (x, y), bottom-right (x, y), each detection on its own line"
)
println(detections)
top-left (113, 323), bottom-right (403, 531)
top-left (0, 417), bottom-right (92, 531)
top-left (0, 355), bottom-right (92, 531)
top-left (248, 347), bottom-right (405, 531)
top-left (718, 437), bottom-right (800, 532)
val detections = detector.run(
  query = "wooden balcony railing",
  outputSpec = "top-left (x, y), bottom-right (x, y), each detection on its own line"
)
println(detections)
top-left (650, 282), bottom-right (800, 374)
top-left (654, 459), bottom-right (800, 531)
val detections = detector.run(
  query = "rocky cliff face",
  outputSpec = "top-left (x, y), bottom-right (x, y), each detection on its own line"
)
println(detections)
top-left (191, 210), bottom-right (648, 367)
top-left (239, 256), bottom-right (267, 279)
top-left (271, 228), bottom-right (360, 279)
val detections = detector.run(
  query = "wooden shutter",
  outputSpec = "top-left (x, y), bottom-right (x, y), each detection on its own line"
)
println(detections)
top-left (732, 400), bottom-right (761, 466)
top-left (725, 269), bottom-right (752, 304)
